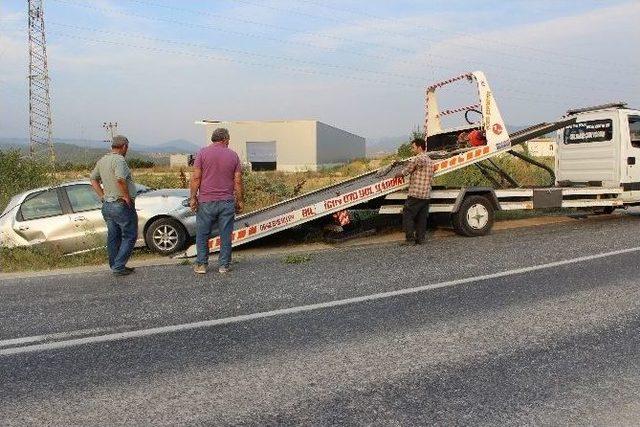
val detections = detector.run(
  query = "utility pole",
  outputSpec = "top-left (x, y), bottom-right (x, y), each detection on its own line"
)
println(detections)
top-left (102, 121), bottom-right (118, 142)
top-left (28, 0), bottom-right (55, 163)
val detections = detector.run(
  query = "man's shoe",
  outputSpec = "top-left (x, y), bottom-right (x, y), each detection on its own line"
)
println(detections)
top-left (194, 264), bottom-right (207, 274)
top-left (112, 269), bottom-right (133, 277)
top-left (399, 240), bottom-right (415, 246)
top-left (415, 240), bottom-right (425, 245)
top-left (218, 266), bottom-right (231, 274)
top-left (124, 266), bottom-right (135, 272)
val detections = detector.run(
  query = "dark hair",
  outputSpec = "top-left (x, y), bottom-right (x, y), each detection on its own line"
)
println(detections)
top-left (211, 128), bottom-right (230, 142)
top-left (111, 135), bottom-right (129, 148)
top-left (411, 137), bottom-right (426, 150)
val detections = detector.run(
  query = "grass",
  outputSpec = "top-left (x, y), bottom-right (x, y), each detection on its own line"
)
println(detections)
top-left (283, 254), bottom-right (312, 264)
top-left (0, 154), bottom-right (568, 273)
top-left (495, 208), bottom-right (575, 221)
top-left (0, 246), bottom-right (160, 274)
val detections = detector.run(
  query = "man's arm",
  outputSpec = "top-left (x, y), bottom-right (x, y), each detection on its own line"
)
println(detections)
top-left (113, 160), bottom-right (133, 206)
top-left (89, 165), bottom-right (104, 200)
top-left (395, 158), bottom-right (417, 178)
top-left (90, 179), bottom-right (104, 200)
top-left (189, 167), bottom-right (202, 212)
top-left (117, 179), bottom-right (133, 206)
top-left (234, 169), bottom-right (244, 214)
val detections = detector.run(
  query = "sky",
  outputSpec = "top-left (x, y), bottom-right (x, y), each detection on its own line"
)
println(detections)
top-left (0, 0), bottom-right (639, 146)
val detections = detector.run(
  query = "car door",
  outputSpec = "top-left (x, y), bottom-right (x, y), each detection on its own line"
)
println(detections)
top-left (13, 188), bottom-right (78, 253)
top-left (62, 184), bottom-right (107, 252)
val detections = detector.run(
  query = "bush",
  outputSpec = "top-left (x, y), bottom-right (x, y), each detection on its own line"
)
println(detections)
top-left (397, 127), bottom-right (426, 159)
top-left (136, 172), bottom-right (185, 189)
top-left (128, 158), bottom-right (155, 168)
top-left (0, 150), bottom-right (55, 211)
top-left (397, 143), bottom-right (413, 159)
top-left (56, 161), bottom-right (92, 171)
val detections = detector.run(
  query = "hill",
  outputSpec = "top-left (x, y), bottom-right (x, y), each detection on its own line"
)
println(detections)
top-left (0, 140), bottom-right (166, 166)
top-left (0, 137), bottom-right (200, 154)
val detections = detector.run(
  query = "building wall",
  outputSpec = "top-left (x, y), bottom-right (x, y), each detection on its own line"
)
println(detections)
top-left (204, 121), bottom-right (317, 171)
top-left (316, 121), bottom-right (366, 167)
top-left (526, 137), bottom-right (556, 157)
top-left (169, 154), bottom-right (190, 168)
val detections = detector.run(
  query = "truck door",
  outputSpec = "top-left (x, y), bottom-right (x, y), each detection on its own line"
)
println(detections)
top-left (624, 114), bottom-right (640, 184)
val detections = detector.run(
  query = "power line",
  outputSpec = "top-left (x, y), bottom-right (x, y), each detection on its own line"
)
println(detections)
top-left (268, 0), bottom-right (637, 72)
top-left (47, 0), bottom-right (640, 93)
top-left (74, 0), bottom-right (634, 76)
top-left (47, 22), bottom-right (639, 99)
top-left (117, 0), bottom-right (639, 86)
top-left (47, 23), bottom-right (430, 83)
top-left (47, 31), bottom-right (423, 89)
top-left (48, 28), bottom-right (627, 110)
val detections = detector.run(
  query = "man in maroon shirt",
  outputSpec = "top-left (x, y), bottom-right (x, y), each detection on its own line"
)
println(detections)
top-left (190, 128), bottom-right (244, 274)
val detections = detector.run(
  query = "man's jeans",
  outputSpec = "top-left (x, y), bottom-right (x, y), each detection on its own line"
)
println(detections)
top-left (196, 200), bottom-right (235, 268)
top-left (403, 196), bottom-right (430, 243)
top-left (101, 200), bottom-right (138, 273)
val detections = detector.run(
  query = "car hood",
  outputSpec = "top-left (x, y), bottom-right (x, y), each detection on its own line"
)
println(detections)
top-left (138, 188), bottom-right (190, 199)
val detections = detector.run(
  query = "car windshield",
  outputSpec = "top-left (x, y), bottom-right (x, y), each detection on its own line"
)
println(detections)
top-left (135, 184), bottom-right (155, 195)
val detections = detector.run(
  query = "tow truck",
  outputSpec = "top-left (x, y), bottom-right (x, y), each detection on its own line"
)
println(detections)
top-left (185, 71), bottom-right (640, 256)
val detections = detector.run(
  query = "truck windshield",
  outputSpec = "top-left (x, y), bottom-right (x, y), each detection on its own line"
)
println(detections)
top-left (629, 116), bottom-right (640, 148)
top-left (564, 119), bottom-right (613, 144)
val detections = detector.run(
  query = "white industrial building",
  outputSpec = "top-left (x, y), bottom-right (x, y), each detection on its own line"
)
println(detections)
top-left (196, 119), bottom-right (366, 171)
top-left (169, 153), bottom-right (190, 168)
top-left (526, 137), bottom-right (556, 157)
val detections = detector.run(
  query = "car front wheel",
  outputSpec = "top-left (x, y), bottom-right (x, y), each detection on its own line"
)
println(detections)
top-left (145, 217), bottom-right (188, 255)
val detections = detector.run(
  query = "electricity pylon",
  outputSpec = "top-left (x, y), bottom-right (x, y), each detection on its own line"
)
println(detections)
top-left (28, 0), bottom-right (55, 162)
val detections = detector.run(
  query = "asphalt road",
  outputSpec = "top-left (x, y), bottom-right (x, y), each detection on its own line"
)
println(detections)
top-left (2, 214), bottom-right (640, 425)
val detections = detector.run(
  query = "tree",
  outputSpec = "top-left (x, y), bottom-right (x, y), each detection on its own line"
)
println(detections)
top-left (0, 150), bottom-right (54, 210)
top-left (397, 126), bottom-right (426, 159)
top-left (128, 158), bottom-right (154, 169)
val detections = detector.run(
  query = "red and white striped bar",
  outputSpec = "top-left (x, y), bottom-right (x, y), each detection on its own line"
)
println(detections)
top-left (426, 73), bottom-right (473, 91)
top-left (436, 104), bottom-right (481, 118)
top-left (424, 72), bottom-right (475, 130)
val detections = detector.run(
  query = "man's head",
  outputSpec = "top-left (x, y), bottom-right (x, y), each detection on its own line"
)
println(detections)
top-left (111, 135), bottom-right (130, 156)
top-left (211, 128), bottom-right (230, 145)
top-left (410, 137), bottom-right (426, 155)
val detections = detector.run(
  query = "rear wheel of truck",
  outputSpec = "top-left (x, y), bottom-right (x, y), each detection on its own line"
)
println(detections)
top-left (451, 195), bottom-right (495, 237)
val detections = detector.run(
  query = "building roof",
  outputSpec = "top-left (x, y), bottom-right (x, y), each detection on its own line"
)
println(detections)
top-left (195, 119), bottom-right (317, 125)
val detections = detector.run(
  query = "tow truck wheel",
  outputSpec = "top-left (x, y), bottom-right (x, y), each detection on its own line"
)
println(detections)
top-left (451, 195), bottom-right (495, 237)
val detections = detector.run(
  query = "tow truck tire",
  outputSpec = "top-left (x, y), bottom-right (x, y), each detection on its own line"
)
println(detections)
top-left (451, 195), bottom-right (495, 237)
top-left (145, 217), bottom-right (188, 255)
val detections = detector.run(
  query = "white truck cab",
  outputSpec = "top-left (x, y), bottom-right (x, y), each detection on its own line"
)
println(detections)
top-left (556, 103), bottom-right (640, 202)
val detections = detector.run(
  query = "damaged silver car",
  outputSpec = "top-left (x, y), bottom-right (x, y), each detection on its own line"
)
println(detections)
top-left (0, 181), bottom-right (196, 255)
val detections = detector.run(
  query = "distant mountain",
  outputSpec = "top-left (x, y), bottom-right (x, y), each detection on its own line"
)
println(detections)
top-left (366, 135), bottom-right (409, 156)
top-left (0, 140), bottom-right (167, 166)
top-left (142, 139), bottom-right (201, 153)
top-left (0, 137), bottom-right (200, 154)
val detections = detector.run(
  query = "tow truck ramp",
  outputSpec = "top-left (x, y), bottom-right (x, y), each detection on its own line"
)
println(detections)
top-left (185, 72), bottom-right (577, 256)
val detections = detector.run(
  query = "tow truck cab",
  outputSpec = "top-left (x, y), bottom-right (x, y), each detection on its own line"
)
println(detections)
top-left (555, 103), bottom-right (640, 202)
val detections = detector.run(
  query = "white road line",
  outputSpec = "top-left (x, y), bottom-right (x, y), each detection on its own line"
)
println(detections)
top-left (2, 246), bottom-right (639, 357)
top-left (0, 327), bottom-right (117, 348)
